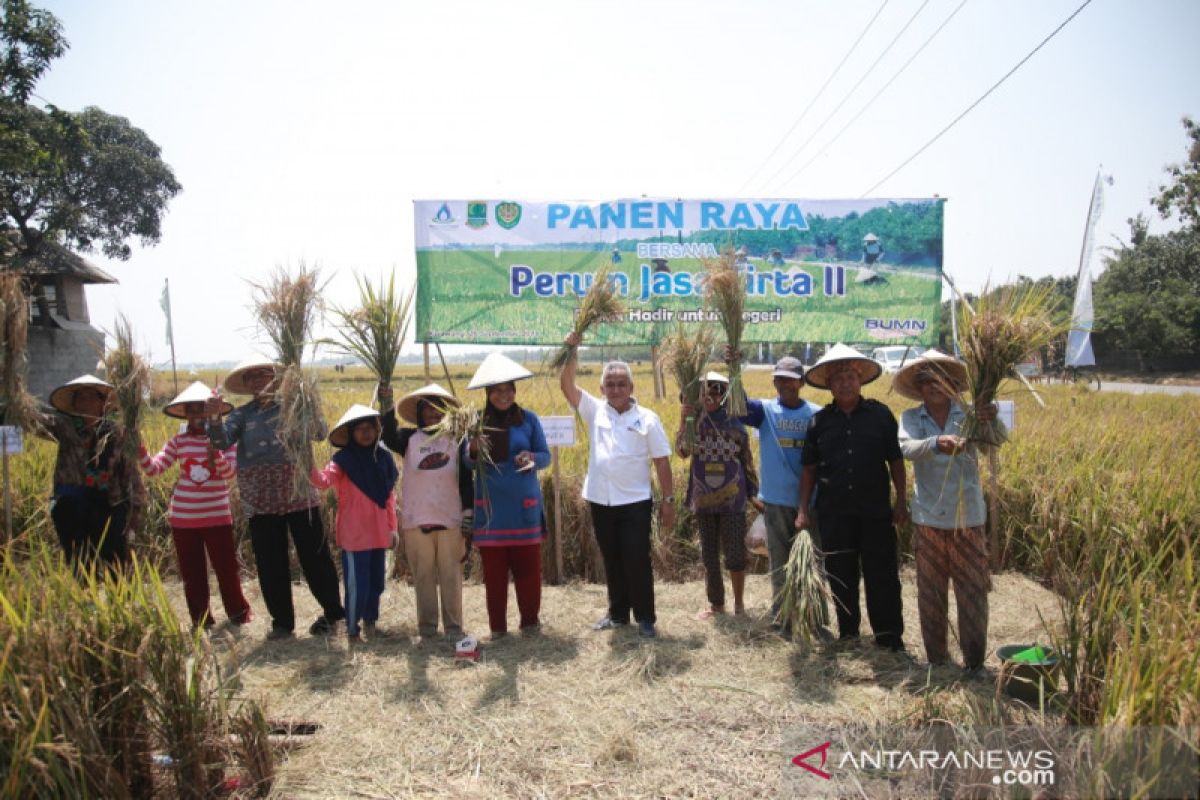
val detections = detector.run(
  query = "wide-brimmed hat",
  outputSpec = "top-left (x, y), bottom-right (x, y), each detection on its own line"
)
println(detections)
top-left (49, 374), bottom-right (114, 415)
top-left (397, 383), bottom-right (460, 425)
top-left (772, 356), bottom-right (805, 380)
top-left (163, 381), bottom-right (233, 419)
top-left (892, 350), bottom-right (968, 402)
top-left (804, 343), bottom-right (884, 390)
top-left (329, 404), bottom-right (381, 447)
top-left (467, 352), bottom-right (533, 391)
top-left (223, 357), bottom-right (280, 396)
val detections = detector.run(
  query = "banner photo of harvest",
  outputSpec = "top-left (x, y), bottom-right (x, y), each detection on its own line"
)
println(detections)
top-left (414, 198), bottom-right (944, 346)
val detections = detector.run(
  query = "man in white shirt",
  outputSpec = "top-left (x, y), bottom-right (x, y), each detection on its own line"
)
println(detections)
top-left (560, 332), bottom-right (675, 638)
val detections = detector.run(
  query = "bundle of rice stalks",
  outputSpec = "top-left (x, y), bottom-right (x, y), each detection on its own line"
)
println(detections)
top-left (548, 267), bottom-right (624, 370)
top-left (0, 272), bottom-right (41, 430)
top-left (957, 282), bottom-right (1065, 446)
top-left (427, 401), bottom-right (495, 515)
top-left (658, 322), bottom-right (716, 449)
top-left (326, 272), bottom-right (413, 393)
top-left (103, 314), bottom-right (151, 476)
top-left (251, 264), bottom-right (327, 499)
top-left (702, 248), bottom-right (747, 417)
top-left (776, 528), bottom-right (831, 645)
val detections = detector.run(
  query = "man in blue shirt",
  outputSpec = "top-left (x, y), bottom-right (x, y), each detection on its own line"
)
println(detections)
top-left (731, 354), bottom-right (822, 627)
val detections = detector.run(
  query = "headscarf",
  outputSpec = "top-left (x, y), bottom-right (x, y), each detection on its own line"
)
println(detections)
top-left (481, 393), bottom-right (525, 464)
top-left (332, 435), bottom-right (399, 509)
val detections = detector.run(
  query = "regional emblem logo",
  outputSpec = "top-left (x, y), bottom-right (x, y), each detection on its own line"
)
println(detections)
top-left (495, 201), bottom-right (522, 229)
top-left (466, 201), bottom-right (488, 229)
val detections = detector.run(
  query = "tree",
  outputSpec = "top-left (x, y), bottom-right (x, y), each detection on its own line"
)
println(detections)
top-left (1, 0), bottom-right (65, 104)
top-left (1, 1), bottom-right (180, 265)
top-left (1153, 116), bottom-right (1200, 229)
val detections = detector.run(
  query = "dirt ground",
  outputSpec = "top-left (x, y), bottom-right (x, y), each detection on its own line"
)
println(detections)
top-left (178, 565), bottom-right (1060, 799)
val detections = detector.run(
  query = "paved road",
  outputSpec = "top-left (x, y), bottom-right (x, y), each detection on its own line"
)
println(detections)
top-left (1098, 382), bottom-right (1200, 396)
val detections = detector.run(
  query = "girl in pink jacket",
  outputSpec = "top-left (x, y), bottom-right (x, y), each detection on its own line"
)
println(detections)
top-left (311, 405), bottom-right (399, 643)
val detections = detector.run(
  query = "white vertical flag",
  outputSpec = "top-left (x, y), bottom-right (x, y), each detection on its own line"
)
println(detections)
top-left (1065, 172), bottom-right (1111, 367)
top-left (159, 278), bottom-right (174, 349)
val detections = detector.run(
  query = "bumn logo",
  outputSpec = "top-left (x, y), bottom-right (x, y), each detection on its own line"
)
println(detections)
top-left (792, 741), bottom-right (833, 780)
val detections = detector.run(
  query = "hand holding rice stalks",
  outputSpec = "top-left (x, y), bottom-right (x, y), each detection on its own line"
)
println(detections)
top-left (102, 314), bottom-right (151, 494)
top-left (658, 322), bottom-right (716, 449)
top-left (0, 272), bottom-right (42, 430)
top-left (702, 247), bottom-right (747, 417)
top-left (251, 263), bottom-right (327, 500)
top-left (548, 267), bottom-right (624, 370)
top-left (326, 272), bottom-right (413, 394)
top-left (957, 282), bottom-right (1065, 447)
top-left (428, 401), bottom-right (496, 519)
top-left (776, 528), bottom-right (832, 645)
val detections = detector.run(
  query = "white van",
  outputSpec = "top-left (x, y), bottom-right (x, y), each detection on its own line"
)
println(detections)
top-left (870, 345), bottom-right (925, 374)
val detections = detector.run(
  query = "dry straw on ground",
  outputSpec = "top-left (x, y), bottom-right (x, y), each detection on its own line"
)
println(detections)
top-left (702, 248), bottom-right (748, 417)
top-left (548, 267), bottom-right (624, 370)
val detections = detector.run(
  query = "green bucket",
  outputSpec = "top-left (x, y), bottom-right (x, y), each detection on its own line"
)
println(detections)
top-left (996, 644), bottom-right (1059, 704)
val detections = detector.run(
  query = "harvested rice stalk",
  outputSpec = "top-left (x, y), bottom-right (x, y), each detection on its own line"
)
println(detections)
top-left (658, 322), bottom-right (715, 449)
top-left (102, 314), bottom-right (151, 473)
top-left (776, 528), bottom-right (831, 645)
top-left (251, 264), bottom-right (327, 500)
top-left (548, 267), bottom-right (624, 370)
top-left (0, 272), bottom-right (41, 430)
top-left (957, 282), bottom-right (1065, 447)
top-left (326, 272), bottom-right (413, 394)
top-left (702, 247), bottom-right (747, 417)
top-left (428, 401), bottom-right (496, 516)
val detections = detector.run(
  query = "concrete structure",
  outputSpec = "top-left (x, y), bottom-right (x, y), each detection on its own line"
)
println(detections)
top-left (15, 243), bottom-right (115, 401)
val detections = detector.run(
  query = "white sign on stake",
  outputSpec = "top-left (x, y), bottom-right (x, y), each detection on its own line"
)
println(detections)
top-left (997, 400), bottom-right (1016, 432)
top-left (1, 426), bottom-right (22, 455)
top-left (540, 416), bottom-right (576, 448)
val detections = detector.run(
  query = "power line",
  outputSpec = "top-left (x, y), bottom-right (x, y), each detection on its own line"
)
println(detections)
top-left (777, 0), bottom-right (971, 191)
top-left (737, 1), bottom-right (889, 194)
top-left (861, 0), bottom-right (1095, 197)
top-left (760, 0), bottom-right (933, 193)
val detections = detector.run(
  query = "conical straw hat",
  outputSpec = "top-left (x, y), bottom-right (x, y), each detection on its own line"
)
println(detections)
top-left (397, 383), bottom-right (459, 426)
top-left (891, 350), bottom-right (968, 402)
top-left (49, 374), bottom-right (114, 415)
top-left (223, 357), bottom-right (280, 395)
top-left (329, 404), bottom-right (381, 447)
top-left (163, 381), bottom-right (233, 419)
top-left (803, 343), bottom-right (884, 390)
top-left (467, 353), bottom-right (533, 390)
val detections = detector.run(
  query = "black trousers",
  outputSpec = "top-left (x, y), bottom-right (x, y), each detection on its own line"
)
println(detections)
top-left (249, 508), bottom-right (344, 632)
top-left (817, 511), bottom-right (904, 648)
top-left (51, 490), bottom-right (130, 574)
top-left (589, 500), bottom-right (656, 625)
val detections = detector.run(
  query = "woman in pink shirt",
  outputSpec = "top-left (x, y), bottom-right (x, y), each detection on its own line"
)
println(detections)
top-left (140, 382), bottom-right (253, 629)
top-left (311, 404), bottom-right (399, 644)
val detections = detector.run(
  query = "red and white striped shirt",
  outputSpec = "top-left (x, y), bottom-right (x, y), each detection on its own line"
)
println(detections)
top-left (140, 433), bottom-right (236, 528)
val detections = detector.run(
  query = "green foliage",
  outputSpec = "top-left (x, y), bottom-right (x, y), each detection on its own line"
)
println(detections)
top-left (1095, 221), bottom-right (1200, 356)
top-left (0, 0), bottom-right (66, 104)
top-left (1153, 115), bottom-right (1200, 228)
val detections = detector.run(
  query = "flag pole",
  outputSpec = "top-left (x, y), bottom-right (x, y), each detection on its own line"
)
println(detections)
top-left (162, 278), bottom-right (179, 393)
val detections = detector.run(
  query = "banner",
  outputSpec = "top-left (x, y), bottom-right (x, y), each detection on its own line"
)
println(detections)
top-left (414, 198), bottom-right (944, 346)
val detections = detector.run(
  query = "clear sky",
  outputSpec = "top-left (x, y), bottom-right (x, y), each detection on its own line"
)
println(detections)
top-left (31, 0), bottom-right (1200, 366)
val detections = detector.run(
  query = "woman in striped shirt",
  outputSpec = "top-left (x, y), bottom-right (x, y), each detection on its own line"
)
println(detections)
top-left (140, 382), bottom-right (253, 629)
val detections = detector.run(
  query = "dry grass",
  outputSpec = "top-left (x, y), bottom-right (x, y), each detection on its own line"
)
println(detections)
top-left (0, 272), bottom-right (41, 430)
top-left (776, 528), bottom-right (832, 645)
top-left (702, 248), bottom-right (748, 417)
top-left (547, 268), bottom-right (624, 370)
top-left (252, 264), bottom-right (327, 499)
top-left (102, 313), bottom-right (152, 477)
top-left (166, 567), bottom-right (1058, 798)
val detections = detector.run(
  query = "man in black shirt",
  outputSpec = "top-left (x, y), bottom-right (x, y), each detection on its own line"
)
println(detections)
top-left (797, 344), bottom-right (908, 650)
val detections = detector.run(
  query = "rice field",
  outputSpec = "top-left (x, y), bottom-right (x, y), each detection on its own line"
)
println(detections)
top-left (3, 361), bottom-right (1197, 796)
